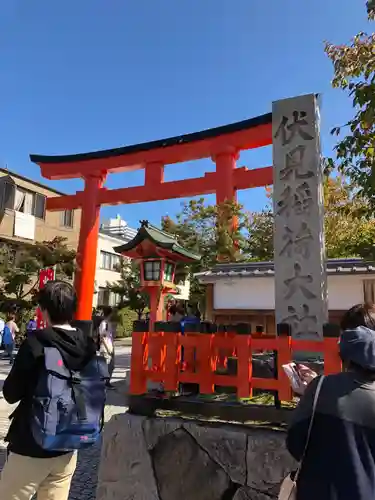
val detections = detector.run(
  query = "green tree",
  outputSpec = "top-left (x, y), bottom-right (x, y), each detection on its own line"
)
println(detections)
top-left (162, 198), bottom-right (253, 312)
top-left (323, 175), bottom-right (375, 259)
top-left (0, 236), bottom-right (76, 323)
top-left (244, 176), bottom-right (375, 261)
top-left (109, 259), bottom-right (149, 320)
top-left (245, 208), bottom-right (274, 261)
top-left (161, 198), bottom-right (249, 310)
top-left (162, 198), bottom-right (248, 267)
top-left (325, 2), bottom-right (375, 210)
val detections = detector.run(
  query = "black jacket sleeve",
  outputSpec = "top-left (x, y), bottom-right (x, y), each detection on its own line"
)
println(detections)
top-left (3, 339), bottom-right (38, 404)
top-left (286, 376), bottom-right (320, 461)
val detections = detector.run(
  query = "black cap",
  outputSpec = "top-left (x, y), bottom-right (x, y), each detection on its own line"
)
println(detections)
top-left (340, 326), bottom-right (375, 370)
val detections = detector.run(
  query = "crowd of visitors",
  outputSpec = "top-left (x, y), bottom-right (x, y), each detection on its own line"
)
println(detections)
top-left (168, 301), bottom-right (201, 328)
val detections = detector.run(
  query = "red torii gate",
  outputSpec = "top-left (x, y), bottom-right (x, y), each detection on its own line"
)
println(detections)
top-left (30, 113), bottom-right (273, 320)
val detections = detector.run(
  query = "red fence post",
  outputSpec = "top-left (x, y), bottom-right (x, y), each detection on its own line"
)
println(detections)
top-left (323, 324), bottom-right (342, 375)
top-left (276, 323), bottom-right (293, 402)
top-left (151, 322), bottom-right (167, 372)
top-left (164, 331), bottom-right (180, 392)
top-left (129, 321), bottom-right (149, 395)
top-left (198, 333), bottom-right (214, 394)
top-left (236, 324), bottom-right (252, 398)
top-left (216, 325), bottom-right (228, 371)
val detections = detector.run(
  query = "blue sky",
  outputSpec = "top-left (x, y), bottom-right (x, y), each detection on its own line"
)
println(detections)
top-left (0, 1), bottom-right (370, 229)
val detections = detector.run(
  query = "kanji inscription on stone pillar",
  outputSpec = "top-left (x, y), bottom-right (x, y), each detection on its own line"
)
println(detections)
top-left (273, 94), bottom-right (328, 339)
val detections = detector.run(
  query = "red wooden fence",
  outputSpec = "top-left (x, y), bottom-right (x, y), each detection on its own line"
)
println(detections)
top-left (129, 324), bottom-right (341, 402)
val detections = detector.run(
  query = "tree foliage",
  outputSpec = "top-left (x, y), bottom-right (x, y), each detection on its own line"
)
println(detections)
top-left (325, 2), bottom-right (375, 209)
top-left (161, 198), bottom-right (249, 308)
top-left (245, 209), bottom-right (274, 262)
top-left (323, 176), bottom-right (375, 258)
top-left (109, 258), bottom-right (149, 319)
top-left (245, 176), bottom-right (375, 261)
top-left (0, 236), bottom-right (76, 321)
top-left (162, 198), bottom-right (248, 268)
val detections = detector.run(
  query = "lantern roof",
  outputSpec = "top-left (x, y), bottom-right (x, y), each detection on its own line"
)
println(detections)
top-left (114, 220), bottom-right (201, 262)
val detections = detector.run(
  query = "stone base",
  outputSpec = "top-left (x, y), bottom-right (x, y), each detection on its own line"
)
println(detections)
top-left (96, 413), bottom-right (296, 500)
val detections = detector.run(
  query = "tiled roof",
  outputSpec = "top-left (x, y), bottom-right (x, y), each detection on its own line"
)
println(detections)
top-left (30, 113), bottom-right (271, 164)
top-left (195, 258), bottom-right (375, 282)
top-left (113, 221), bottom-right (201, 261)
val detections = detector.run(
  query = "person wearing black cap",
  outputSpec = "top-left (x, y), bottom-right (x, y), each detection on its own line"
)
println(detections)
top-left (286, 303), bottom-right (375, 500)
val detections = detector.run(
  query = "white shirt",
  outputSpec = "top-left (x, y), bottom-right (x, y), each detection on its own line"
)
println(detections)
top-left (99, 320), bottom-right (114, 356)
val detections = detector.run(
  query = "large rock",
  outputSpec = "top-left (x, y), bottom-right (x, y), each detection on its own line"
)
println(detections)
top-left (246, 428), bottom-right (295, 496)
top-left (96, 413), bottom-right (159, 500)
top-left (152, 427), bottom-right (231, 500)
top-left (96, 413), bottom-right (296, 500)
top-left (143, 417), bottom-right (182, 450)
top-left (183, 421), bottom-right (247, 484)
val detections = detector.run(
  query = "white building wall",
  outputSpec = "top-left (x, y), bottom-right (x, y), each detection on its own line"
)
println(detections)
top-left (213, 274), bottom-right (365, 311)
top-left (174, 279), bottom-right (190, 301)
top-left (100, 216), bottom-right (137, 240)
top-left (93, 233), bottom-right (124, 308)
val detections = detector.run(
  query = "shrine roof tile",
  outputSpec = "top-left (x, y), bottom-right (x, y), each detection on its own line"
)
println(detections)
top-left (195, 258), bottom-right (375, 282)
top-left (30, 113), bottom-right (272, 164)
top-left (114, 222), bottom-right (201, 261)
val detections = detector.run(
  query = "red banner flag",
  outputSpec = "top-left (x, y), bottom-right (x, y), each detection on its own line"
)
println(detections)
top-left (36, 268), bottom-right (56, 329)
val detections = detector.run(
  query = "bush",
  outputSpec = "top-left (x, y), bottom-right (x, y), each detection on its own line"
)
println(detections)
top-left (15, 309), bottom-right (36, 345)
top-left (113, 307), bottom-right (138, 338)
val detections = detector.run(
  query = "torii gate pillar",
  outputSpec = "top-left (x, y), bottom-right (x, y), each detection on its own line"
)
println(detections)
top-left (75, 173), bottom-right (106, 320)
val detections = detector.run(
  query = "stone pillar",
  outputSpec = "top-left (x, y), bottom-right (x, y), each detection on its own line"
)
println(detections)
top-left (272, 94), bottom-right (327, 339)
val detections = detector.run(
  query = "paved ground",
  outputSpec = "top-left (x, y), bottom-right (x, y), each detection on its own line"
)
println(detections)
top-left (0, 344), bottom-right (131, 499)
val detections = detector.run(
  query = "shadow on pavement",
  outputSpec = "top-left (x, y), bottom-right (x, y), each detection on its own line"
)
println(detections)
top-left (69, 440), bottom-right (102, 500)
top-left (113, 351), bottom-right (131, 370)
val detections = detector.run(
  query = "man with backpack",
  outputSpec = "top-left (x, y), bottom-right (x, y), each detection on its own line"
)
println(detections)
top-left (0, 280), bottom-right (108, 500)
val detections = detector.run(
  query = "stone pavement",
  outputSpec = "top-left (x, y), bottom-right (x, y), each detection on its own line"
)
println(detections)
top-left (0, 345), bottom-right (131, 499)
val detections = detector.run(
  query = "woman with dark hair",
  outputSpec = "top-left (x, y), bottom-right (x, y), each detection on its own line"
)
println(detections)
top-left (169, 304), bottom-right (184, 323)
top-left (285, 303), bottom-right (375, 499)
top-left (340, 302), bottom-right (375, 331)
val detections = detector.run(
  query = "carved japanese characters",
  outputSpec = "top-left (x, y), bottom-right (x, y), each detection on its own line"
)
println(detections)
top-left (273, 94), bottom-right (328, 339)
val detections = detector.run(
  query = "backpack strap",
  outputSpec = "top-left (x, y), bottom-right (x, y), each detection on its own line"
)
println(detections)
top-left (70, 372), bottom-right (88, 422)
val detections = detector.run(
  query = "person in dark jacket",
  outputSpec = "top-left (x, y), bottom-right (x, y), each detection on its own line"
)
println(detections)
top-left (287, 303), bottom-right (375, 500)
top-left (0, 280), bottom-right (97, 500)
